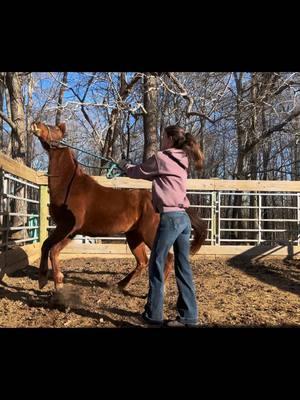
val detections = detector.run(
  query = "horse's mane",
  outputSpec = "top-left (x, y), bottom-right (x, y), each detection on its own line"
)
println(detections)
top-left (52, 146), bottom-right (84, 174)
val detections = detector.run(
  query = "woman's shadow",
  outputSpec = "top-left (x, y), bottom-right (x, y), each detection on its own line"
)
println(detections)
top-left (228, 248), bottom-right (300, 296)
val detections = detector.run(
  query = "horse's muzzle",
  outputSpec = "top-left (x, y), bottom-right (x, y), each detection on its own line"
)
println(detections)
top-left (31, 123), bottom-right (41, 136)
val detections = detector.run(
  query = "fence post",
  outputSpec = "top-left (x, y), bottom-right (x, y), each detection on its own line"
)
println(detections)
top-left (211, 191), bottom-right (218, 245)
top-left (258, 193), bottom-right (262, 245)
top-left (39, 185), bottom-right (49, 244)
top-left (297, 193), bottom-right (300, 246)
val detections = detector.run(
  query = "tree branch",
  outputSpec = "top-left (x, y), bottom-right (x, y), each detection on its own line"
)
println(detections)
top-left (0, 110), bottom-right (16, 130)
top-left (166, 72), bottom-right (215, 123)
top-left (244, 105), bottom-right (300, 154)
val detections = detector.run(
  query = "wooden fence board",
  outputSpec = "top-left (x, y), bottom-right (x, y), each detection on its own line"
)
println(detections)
top-left (0, 152), bottom-right (40, 184)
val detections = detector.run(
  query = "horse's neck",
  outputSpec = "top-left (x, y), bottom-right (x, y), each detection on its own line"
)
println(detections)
top-left (48, 148), bottom-right (78, 202)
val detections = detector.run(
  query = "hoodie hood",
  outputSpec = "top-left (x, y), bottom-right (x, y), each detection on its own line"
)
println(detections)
top-left (158, 148), bottom-right (189, 169)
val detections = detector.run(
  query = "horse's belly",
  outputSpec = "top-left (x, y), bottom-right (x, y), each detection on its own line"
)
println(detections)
top-left (80, 214), bottom-right (136, 236)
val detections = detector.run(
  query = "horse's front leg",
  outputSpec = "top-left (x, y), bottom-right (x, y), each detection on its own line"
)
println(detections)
top-left (49, 237), bottom-right (72, 290)
top-left (39, 225), bottom-right (74, 289)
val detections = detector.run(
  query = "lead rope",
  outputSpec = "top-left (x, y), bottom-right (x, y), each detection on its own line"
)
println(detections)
top-left (63, 159), bottom-right (79, 205)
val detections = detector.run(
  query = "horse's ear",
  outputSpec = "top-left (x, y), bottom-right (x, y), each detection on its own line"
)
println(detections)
top-left (58, 122), bottom-right (66, 135)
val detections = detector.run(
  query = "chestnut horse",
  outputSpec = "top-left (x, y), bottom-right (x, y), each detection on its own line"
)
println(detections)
top-left (31, 122), bottom-right (207, 291)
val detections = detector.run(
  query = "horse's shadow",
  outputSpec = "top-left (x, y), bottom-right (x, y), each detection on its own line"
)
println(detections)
top-left (64, 274), bottom-right (112, 289)
top-left (2, 264), bottom-right (146, 323)
top-left (6, 265), bottom-right (145, 298)
top-left (64, 269), bottom-right (120, 276)
top-left (0, 281), bottom-right (141, 328)
top-left (7, 265), bottom-right (119, 281)
top-left (8, 265), bottom-right (125, 289)
top-left (64, 274), bottom-right (147, 299)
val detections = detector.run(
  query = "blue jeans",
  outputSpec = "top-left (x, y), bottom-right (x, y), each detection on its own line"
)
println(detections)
top-left (144, 211), bottom-right (198, 324)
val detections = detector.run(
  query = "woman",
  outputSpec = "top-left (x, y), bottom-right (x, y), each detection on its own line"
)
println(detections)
top-left (119, 125), bottom-right (204, 327)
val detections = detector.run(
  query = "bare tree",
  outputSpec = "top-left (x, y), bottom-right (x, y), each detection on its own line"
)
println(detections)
top-left (0, 73), bottom-right (28, 240)
top-left (55, 72), bottom-right (68, 125)
top-left (103, 72), bottom-right (142, 162)
top-left (143, 73), bottom-right (158, 160)
top-left (3, 70), bottom-right (298, 185)
top-left (26, 73), bottom-right (34, 167)
top-left (0, 73), bottom-right (4, 149)
top-left (5, 72), bottom-right (27, 162)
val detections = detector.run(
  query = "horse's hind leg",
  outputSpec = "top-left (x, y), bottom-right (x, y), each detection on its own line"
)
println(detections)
top-left (49, 237), bottom-right (72, 289)
top-left (114, 230), bottom-right (148, 291)
top-left (164, 252), bottom-right (174, 283)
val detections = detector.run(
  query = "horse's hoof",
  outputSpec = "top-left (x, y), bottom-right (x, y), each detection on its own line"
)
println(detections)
top-left (55, 283), bottom-right (64, 290)
top-left (38, 275), bottom-right (48, 289)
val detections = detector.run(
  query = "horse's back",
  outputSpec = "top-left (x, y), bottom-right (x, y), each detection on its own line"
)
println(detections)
top-left (72, 176), bottom-right (153, 235)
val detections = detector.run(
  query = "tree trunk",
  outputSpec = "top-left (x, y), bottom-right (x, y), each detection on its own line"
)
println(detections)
top-left (143, 73), bottom-right (158, 161)
top-left (294, 97), bottom-right (300, 181)
top-left (249, 73), bottom-right (259, 242)
top-left (55, 72), bottom-right (68, 126)
top-left (26, 74), bottom-right (34, 167)
top-left (234, 72), bottom-right (246, 180)
top-left (5, 72), bottom-right (27, 241)
top-left (5, 87), bottom-right (12, 155)
top-left (232, 73), bottom-right (246, 240)
top-left (103, 108), bottom-right (118, 162)
top-left (158, 86), bottom-right (168, 150)
top-left (103, 73), bottom-right (141, 165)
top-left (6, 73), bottom-right (27, 161)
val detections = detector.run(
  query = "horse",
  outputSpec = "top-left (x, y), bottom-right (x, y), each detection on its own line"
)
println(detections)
top-left (31, 121), bottom-right (207, 292)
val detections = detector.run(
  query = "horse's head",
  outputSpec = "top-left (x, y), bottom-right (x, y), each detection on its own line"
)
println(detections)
top-left (31, 121), bottom-right (67, 149)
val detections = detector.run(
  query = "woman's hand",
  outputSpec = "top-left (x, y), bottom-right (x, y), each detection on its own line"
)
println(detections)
top-left (118, 159), bottom-right (130, 171)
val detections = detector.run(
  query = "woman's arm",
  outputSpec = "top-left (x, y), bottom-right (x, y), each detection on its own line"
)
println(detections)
top-left (121, 154), bottom-right (159, 181)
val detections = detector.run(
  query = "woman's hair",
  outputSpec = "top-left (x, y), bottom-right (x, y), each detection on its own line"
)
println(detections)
top-left (164, 125), bottom-right (204, 170)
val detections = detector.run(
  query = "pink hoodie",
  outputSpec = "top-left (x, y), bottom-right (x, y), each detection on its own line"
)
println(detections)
top-left (123, 148), bottom-right (190, 213)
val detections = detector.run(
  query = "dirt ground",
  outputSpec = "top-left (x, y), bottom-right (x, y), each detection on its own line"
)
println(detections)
top-left (0, 256), bottom-right (299, 327)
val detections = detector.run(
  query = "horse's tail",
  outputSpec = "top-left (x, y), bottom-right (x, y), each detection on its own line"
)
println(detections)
top-left (186, 208), bottom-right (207, 255)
